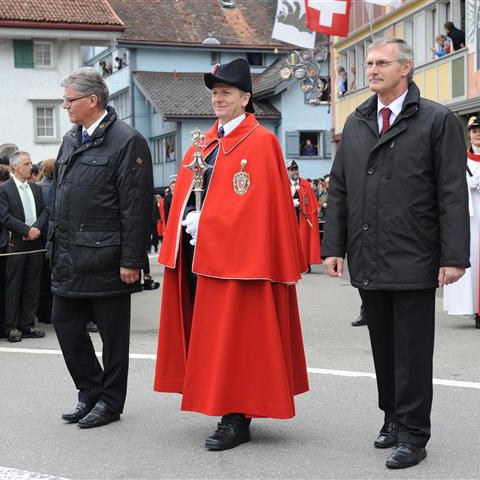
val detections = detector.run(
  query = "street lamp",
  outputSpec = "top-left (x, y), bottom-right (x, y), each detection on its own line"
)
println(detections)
top-left (280, 46), bottom-right (330, 105)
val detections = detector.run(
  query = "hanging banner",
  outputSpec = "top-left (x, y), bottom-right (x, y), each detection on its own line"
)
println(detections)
top-left (305, 0), bottom-right (352, 37)
top-left (272, 0), bottom-right (316, 49)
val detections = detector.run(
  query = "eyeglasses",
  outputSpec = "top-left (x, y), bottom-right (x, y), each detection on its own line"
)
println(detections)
top-left (363, 60), bottom-right (402, 70)
top-left (62, 96), bottom-right (87, 106)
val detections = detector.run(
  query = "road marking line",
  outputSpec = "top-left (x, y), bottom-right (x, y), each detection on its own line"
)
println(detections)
top-left (1, 347), bottom-right (479, 390)
top-left (0, 466), bottom-right (69, 480)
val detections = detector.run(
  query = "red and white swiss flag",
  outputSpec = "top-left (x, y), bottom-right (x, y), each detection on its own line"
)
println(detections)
top-left (305, 0), bottom-right (351, 37)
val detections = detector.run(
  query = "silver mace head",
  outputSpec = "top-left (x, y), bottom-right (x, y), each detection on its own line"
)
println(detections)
top-left (185, 150), bottom-right (211, 179)
top-left (185, 128), bottom-right (212, 189)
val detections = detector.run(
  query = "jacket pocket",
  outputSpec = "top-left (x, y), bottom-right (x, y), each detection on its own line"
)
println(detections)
top-left (73, 231), bottom-right (121, 274)
top-left (75, 156), bottom-right (110, 189)
top-left (403, 213), bottom-right (438, 252)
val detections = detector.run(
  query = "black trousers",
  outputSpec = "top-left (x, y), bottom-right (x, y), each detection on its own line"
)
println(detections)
top-left (52, 294), bottom-right (131, 413)
top-left (0, 247), bottom-right (6, 334)
top-left (150, 222), bottom-right (159, 251)
top-left (37, 256), bottom-right (52, 323)
top-left (4, 249), bottom-right (43, 334)
top-left (362, 289), bottom-right (435, 447)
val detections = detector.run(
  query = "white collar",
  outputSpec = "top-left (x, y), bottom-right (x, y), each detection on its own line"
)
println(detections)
top-left (83, 110), bottom-right (108, 137)
top-left (13, 175), bottom-right (27, 189)
top-left (219, 113), bottom-right (246, 137)
top-left (377, 90), bottom-right (408, 119)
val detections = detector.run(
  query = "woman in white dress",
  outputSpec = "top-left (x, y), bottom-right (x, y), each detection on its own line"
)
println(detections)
top-left (444, 115), bottom-right (480, 328)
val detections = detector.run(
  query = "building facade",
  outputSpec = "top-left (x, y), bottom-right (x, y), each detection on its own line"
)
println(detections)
top-left (89, 0), bottom-right (333, 187)
top-left (331, 0), bottom-right (475, 144)
top-left (0, 1), bottom-right (124, 162)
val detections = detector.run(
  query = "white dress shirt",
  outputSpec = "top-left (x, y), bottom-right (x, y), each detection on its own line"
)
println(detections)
top-left (377, 90), bottom-right (408, 133)
top-left (219, 113), bottom-right (246, 137)
top-left (83, 110), bottom-right (108, 137)
top-left (13, 175), bottom-right (37, 226)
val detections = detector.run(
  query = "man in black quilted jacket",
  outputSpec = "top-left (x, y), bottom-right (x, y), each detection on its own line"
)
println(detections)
top-left (324, 39), bottom-right (469, 469)
top-left (49, 67), bottom-right (153, 429)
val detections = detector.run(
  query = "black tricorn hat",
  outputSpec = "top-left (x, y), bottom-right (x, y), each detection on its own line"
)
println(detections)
top-left (287, 160), bottom-right (299, 170)
top-left (204, 58), bottom-right (255, 114)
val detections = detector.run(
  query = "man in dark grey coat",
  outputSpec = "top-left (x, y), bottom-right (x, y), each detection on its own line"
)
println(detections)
top-left (49, 67), bottom-right (153, 428)
top-left (323, 39), bottom-right (469, 469)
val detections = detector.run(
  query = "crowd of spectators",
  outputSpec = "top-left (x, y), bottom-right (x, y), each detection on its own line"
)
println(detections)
top-left (0, 141), bottom-right (162, 340)
top-left (336, 21), bottom-right (465, 98)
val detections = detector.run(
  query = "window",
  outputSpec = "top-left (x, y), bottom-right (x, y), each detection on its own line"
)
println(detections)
top-left (247, 52), bottom-right (265, 67)
top-left (152, 137), bottom-right (163, 165)
top-left (211, 51), bottom-right (220, 65)
top-left (33, 42), bottom-right (53, 67)
top-left (164, 134), bottom-right (176, 163)
top-left (151, 134), bottom-right (177, 165)
top-left (32, 104), bottom-right (59, 143)
top-left (286, 131), bottom-right (331, 159)
top-left (13, 40), bottom-right (33, 68)
top-left (13, 40), bottom-right (54, 68)
top-left (36, 107), bottom-right (54, 137)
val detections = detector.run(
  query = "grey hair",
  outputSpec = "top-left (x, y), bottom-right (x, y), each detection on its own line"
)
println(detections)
top-left (61, 67), bottom-right (109, 109)
top-left (368, 38), bottom-right (415, 82)
top-left (10, 150), bottom-right (30, 168)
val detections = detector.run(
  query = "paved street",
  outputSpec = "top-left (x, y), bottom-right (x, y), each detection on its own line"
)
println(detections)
top-left (1, 256), bottom-right (479, 480)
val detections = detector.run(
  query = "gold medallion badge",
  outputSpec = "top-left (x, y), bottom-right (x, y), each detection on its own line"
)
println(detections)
top-left (233, 159), bottom-right (250, 195)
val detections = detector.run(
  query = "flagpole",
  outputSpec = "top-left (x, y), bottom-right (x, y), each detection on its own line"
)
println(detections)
top-left (364, 0), bottom-right (375, 42)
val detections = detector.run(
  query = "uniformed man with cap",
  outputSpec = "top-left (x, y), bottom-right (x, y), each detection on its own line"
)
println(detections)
top-left (287, 160), bottom-right (321, 270)
top-left (154, 58), bottom-right (309, 450)
top-left (444, 114), bottom-right (480, 327)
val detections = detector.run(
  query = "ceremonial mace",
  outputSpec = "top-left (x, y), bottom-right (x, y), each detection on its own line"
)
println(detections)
top-left (184, 128), bottom-right (212, 212)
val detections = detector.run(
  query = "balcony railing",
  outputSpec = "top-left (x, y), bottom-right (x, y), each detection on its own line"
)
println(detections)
top-left (104, 65), bottom-right (130, 96)
top-left (334, 48), bottom-right (468, 134)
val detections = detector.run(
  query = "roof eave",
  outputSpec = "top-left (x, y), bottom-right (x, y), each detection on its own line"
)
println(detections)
top-left (117, 38), bottom-right (293, 51)
top-left (163, 113), bottom-right (281, 121)
top-left (0, 20), bottom-right (125, 31)
top-left (254, 82), bottom-right (289, 100)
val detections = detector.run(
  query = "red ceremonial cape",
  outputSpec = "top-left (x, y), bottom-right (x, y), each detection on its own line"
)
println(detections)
top-left (296, 177), bottom-right (322, 265)
top-left (154, 114), bottom-right (309, 419)
top-left (156, 198), bottom-right (165, 237)
top-left (159, 114), bottom-right (307, 282)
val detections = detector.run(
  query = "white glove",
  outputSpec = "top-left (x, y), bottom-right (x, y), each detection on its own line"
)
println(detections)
top-left (467, 175), bottom-right (479, 190)
top-left (181, 211), bottom-right (201, 246)
top-left (293, 198), bottom-right (300, 207)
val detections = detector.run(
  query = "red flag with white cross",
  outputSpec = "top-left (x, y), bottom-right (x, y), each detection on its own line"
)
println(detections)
top-left (304, 0), bottom-right (351, 37)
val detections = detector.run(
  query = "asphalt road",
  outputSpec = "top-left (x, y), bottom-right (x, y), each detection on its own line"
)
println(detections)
top-left (1, 257), bottom-right (479, 480)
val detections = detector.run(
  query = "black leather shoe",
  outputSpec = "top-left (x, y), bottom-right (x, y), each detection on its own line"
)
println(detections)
top-left (77, 400), bottom-right (120, 429)
top-left (21, 327), bottom-right (45, 338)
top-left (352, 306), bottom-right (367, 326)
top-left (62, 401), bottom-right (95, 423)
top-left (7, 329), bottom-right (22, 343)
top-left (386, 442), bottom-right (427, 469)
top-left (475, 314), bottom-right (480, 329)
top-left (205, 422), bottom-right (251, 450)
top-left (374, 421), bottom-right (399, 448)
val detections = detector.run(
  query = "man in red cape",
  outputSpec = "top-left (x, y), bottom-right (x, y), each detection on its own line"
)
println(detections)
top-left (154, 58), bottom-right (309, 450)
top-left (287, 160), bottom-right (322, 270)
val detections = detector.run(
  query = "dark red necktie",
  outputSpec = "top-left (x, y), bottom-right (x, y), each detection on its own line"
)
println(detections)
top-left (380, 107), bottom-right (391, 135)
